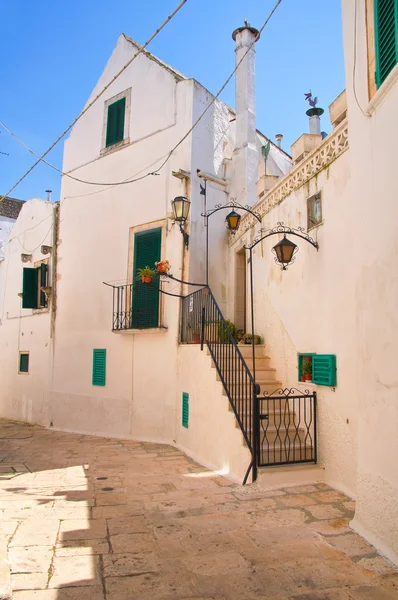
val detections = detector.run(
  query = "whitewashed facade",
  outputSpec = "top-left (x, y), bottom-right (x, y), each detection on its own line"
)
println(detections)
top-left (1, 3), bottom-right (397, 566)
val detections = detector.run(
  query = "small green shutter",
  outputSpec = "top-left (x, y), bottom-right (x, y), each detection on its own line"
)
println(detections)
top-left (22, 268), bottom-right (38, 309)
top-left (182, 392), bottom-right (189, 428)
top-left (375, 0), bottom-right (398, 87)
top-left (106, 98), bottom-right (126, 147)
top-left (132, 228), bottom-right (161, 329)
top-left (312, 354), bottom-right (336, 387)
top-left (19, 353), bottom-right (29, 373)
top-left (92, 349), bottom-right (106, 386)
top-left (39, 263), bottom-right (48, 307)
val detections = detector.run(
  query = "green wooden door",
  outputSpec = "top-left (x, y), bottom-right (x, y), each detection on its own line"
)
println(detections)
top-left (132, 228), bottom-right (161, 328)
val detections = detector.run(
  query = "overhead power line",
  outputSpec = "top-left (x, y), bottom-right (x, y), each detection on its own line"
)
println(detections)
top-left (0, 0), bottom-right (188, 203)
top-left (1, 0), bottom-right (283, 197)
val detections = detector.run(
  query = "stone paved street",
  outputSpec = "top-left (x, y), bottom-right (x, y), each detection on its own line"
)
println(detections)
top-left (0, 419), bottom-right (397, 599)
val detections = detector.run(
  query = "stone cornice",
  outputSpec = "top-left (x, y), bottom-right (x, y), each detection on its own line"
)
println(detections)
top-left (233, 119), bottom-right (349, 241)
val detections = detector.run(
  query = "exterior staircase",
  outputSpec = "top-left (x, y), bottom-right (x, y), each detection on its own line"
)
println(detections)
top-left (209, 344), bottom-right (324, 486)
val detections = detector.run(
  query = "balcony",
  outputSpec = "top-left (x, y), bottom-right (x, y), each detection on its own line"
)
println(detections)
top-left (106, 282), bottom-right (166, 334)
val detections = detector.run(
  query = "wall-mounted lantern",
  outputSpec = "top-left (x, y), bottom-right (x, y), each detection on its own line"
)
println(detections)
top-left (226, 210), bottom-right (241, 233)
top-left (171, 196), bottom-right (191, 248)
top-left (272, 235), bottom-right (298, 270)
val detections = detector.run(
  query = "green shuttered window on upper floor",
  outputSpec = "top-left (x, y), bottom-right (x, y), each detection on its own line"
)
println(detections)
top-left (106, 98), bottom-right (126, 147)
top-left (92, 349), bottom-right (106, 386)
top-left (21, 264), bottom-right (48, 309)
top-left (375, 0), bottom-right (398, 87)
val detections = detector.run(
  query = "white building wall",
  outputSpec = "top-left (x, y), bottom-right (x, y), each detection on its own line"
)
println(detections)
top-left (230, 140), bottom-right (358, 497)
top-left (0, 199), bottom-right (55, 425)
top-left (341, 0), bottom-right (398, 565)
top-left (0, 216), bottom-right (16, 261)
top-left (51, 37), bottom-right (196, 442)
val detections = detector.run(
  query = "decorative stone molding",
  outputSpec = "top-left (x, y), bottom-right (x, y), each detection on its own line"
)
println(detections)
top-left (234, 119), bottom-right (349, 240)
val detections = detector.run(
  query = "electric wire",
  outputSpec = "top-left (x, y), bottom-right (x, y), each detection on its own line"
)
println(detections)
top-left (0, 0), bottom-right (283, 198)
top-left (0, 0), bottom-right (189, 203)
top-left (63, 0), bottom-right (284, 194)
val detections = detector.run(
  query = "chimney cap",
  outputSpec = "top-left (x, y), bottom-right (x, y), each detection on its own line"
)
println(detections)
top-left (232, 23), bottom-right (260, 41)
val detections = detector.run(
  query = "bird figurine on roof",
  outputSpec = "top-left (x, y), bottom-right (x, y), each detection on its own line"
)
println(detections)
top-left (305, 92), bottom-right (318, 108)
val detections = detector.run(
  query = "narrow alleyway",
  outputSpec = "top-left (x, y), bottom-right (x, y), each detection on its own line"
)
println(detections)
top-left (0, 420), bottom-right (397, 599)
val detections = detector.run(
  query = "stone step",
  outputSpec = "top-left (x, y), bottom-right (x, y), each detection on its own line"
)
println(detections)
top-left (207, 345), bottom-right (267, 359)
top-left (222, 380), bottom-right (283, 397)
top-left (255, 464), bottom-right (325, 490)
top-left (215, 368), bottom-right (277, 381)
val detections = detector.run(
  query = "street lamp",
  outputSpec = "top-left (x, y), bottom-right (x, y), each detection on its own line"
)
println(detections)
top-left (171, 196), bottom-right (191, 248)
top-left (272, 235), bottom-right (298, 270)
top-left (226, 210), bottom-right (241, 233)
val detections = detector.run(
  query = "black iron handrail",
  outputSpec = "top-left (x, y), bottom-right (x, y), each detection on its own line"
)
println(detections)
top-left (181, 286), bottom-right (259, 483)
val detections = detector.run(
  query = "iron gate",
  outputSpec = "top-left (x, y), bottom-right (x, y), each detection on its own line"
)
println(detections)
top-left (257, 388), bottom-right (317, 467)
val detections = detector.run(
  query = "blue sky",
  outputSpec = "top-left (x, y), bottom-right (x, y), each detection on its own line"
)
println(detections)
top-left (0, 0), bottom-right (344, 201)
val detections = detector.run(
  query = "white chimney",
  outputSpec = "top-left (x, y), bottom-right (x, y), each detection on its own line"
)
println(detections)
top-left (275, 134), bottom-right (283, 148)
top-left (232, 23), bottom-right (260, 208)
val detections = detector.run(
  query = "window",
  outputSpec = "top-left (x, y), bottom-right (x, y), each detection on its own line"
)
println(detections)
top-left (19, 352), bottom-right (29, 374)
top-left (21, 263), bottom-right (49, 309)
top-left (307, 192), bottom-right (322, 230)
top-left (132, 228), bottom-right (162, 329)
top-left (92, 349), bottom-right (106, 386)
top-left (375, 0), bottom-right (398, 88)
top-left (106, 98), bottom-right (126, 147)
top-left (298, 353), bottom-right (336, 387)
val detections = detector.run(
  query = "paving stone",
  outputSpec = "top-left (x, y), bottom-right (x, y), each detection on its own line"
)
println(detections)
top-left (279, 494), bottom-right (317, 507)
top-left (13, 587), bottom-right (105, 599)
top-left (356, 556), bottom-right (398, 575)
top-left (249, 508), bottom-right (307, 529)
top-left (312, 491), bottom-right (349, 503)
top-left (92, 503), bottom-right (144, 519)
top-left (327, 533), bottom-right (377, 557)
top-left (283, 485), bottom-right (319, 494)
top-left (8, 546), bottom-right (53, 574)
top-left (110, 532), bottom-right (157, 553)
top-left (305, 505), bottom-right (345, 520)
top-left (290, 590), bottom-right (351, 600)
top-left (12, 572), bottom-right (48, 590)
top-left (102, 552), bottom-right (157, 577)
top-left (49, 555), bottom-right (101, 587)
top-left (9, 520), bottom-right (59, 547)
top-left (345, 582), bottom-right (398, 599)
top-left (308, 518), bottom-right (352, 536)
top-left (105, 570), bottom-right (199, 599)
top-left (55, 538), bottom-right (110, 556)
top-left (59, 518), bottom-right (107, 541)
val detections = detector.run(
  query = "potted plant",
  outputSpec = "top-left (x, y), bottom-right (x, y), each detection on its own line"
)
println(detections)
top-left (302, 360), bottom-right (312, 381)
top-left (243, 333), bottom-right (262, 345)
top-left (155, 260), bottom-right (171, 274)
top-left (137, 266), bottom-right (157, 284)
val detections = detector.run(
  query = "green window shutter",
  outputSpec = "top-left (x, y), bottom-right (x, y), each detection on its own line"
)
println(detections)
top-left (92, 349), bottom-right (106, 386)
top-left (106, 98), bottom-right (126, 147)
top-left (19, 353), bottom-right (29, 373)
top-left (22, 268), bottom-right (38, 309)
top-left (182, 392), bottom-right (189, 428)
top-left (312, 354), bottom-right (336, 387)
top-left (132, 228), bottom-right (161, 329)
top-left (375, 0), bottom-right (398, 88)
top-left (39, 263), bottom-right (48, 307)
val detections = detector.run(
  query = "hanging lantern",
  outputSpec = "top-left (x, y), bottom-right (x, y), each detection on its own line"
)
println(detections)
top-left (272, 235), bottom-right (297, 269)
top-left (226, 210), bottom-right (241, 232)
top-left (171, 196), bottom-right (191, 223)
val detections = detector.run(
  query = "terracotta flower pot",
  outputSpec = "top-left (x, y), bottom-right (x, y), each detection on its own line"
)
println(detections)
top-left (304, 374), bottom-right (312, 381)
top-left (157, 265), bottom-right (169, 273)
top-left (142, 275), bottom-right (152, 284)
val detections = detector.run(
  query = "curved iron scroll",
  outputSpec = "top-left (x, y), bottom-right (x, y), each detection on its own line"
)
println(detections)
top-left (201, 197), bottom-right (262, 223)
top-left (244, 221), bottom-right (319, 250)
